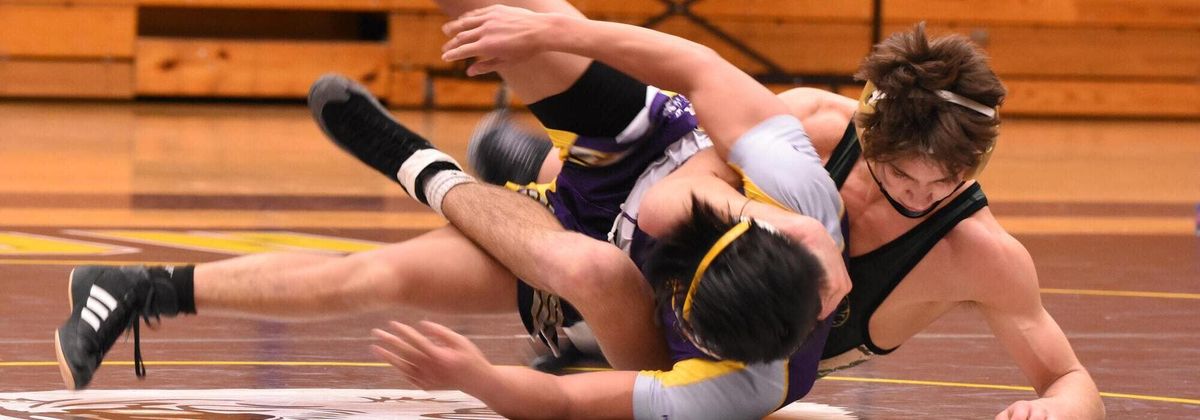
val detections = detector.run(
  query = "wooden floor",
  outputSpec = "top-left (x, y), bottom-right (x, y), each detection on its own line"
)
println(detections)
top-left (0, 100), bottom-right (1197, 419)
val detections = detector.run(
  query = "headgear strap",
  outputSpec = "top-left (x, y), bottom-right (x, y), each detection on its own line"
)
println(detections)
top-left (683, 219), bottom-right (752, 320)
top-left (860, 81), bottom-right (997, 118)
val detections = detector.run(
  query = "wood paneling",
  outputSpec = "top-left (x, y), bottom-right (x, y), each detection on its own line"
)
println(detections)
top-left (690, 0), bottom-right (871, 21)
top-left (0, 60), bottom-right (133, 98)
top-left (890, 24), bottom-right (1200, 79)
top-left (136, 38), bottom-right (389, 97)
top-left (388, 12), bottom-right (450, 68)
top-left (655, 18), bottom-right (871, 75)
top-left (136, 0), bottom-right (397, 11)
top-left (884, 0), bottom-right (1200, 28)
top-left (1002, 79), bottom-right (1200, 117)
top-left (430, 76), bottom-right (505, 109)
top-left (0, 4), bottom-right (135, 58)
top-left (388, 68), bottom-right (427, 107)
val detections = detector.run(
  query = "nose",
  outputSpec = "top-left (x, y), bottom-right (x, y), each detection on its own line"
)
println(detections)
top-left (905, 189), bottom-right (934, 209)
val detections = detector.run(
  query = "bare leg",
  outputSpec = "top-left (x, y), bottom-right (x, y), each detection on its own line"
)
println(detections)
top-left (441, 183), bottom-right (670, 370)
top-left (195, 226), bottom-right (517, 321)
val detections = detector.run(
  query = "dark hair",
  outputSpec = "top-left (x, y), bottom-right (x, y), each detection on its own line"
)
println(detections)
top-left (642, 198), bottom-right (824, 363)
top-left (855, 22), bottom-right (1006, 176)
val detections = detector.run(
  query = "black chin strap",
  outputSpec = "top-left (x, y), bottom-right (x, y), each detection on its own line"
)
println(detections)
top-left (865, 161), bottom-right (965, 219)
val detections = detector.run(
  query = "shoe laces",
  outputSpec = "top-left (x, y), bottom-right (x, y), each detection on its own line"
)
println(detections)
top-left (125, 286), bottom-right (163, 379)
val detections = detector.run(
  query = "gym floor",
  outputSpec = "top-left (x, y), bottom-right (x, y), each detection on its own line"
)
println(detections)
top-left (0, 101), bottom-right (1196, 418)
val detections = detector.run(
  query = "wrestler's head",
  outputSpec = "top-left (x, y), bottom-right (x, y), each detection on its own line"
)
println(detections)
top-left (854, 22), bottom-right (1006, 217)
top-left (642, 198), bottom-right (824, 363)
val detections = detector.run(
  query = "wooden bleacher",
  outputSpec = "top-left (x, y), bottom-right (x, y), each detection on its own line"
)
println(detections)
top-left (0, 0), bottom-right (1196, 117)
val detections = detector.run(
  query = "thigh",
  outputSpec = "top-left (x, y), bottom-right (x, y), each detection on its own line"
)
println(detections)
top-left (350, 226), bottom-right (520, 314)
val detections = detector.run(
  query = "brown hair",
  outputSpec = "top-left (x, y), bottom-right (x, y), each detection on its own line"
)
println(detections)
top-left (855, 22), bottom-right (1006, 176)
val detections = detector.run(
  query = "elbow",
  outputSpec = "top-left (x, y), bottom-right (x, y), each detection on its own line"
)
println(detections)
top-left (637, 199), bottom-right (678, 239)
top-left (679, 45), bottom-right (726, 92)
top-left (638, 179), bottom-right (690, 238)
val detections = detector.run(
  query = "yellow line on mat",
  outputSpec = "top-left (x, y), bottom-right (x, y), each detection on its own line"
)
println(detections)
top-left (1040, 288), bottom-right (1200, 300)
top-left (821, 376), bottom-right (1200, 405)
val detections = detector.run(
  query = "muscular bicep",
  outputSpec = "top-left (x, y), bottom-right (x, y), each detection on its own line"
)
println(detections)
top-left (685, 56), bottom-right (791, 157)
top-left (974, 239), bottom-right (1086, 395)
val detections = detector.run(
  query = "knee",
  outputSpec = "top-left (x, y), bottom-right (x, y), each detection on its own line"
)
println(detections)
top-left (542, 235), bottom-right (642, 303)
top-left (339, 255), bottom-right (408, 306)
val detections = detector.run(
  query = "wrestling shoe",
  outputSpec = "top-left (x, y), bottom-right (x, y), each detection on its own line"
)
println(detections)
top-left (54, 266), bottom-right (181, 390)
top-left (308, 74), bottom-right (462, 204)
top-left (467, 110), bottom-right (553, 186)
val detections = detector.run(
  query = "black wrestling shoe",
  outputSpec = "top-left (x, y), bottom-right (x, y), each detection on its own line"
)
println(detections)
top-left (308, 74), bottom-right (460, 201)
top-left (467, 110), bottom-right (553, 186)
top-left (54, 266), bottom-right (180, 390)
top-left (530, 342), bottom-right (610, 374)
top-left (531, 342), bottom-right (586, 373)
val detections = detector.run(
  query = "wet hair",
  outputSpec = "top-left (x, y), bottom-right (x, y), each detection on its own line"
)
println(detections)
top-left (855, 22), bottom-right (1007, 177)
top-left (642, 197), bottom-right (824, 363)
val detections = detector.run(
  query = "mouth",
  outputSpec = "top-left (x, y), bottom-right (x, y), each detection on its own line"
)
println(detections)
top-left (899, 200), bottom-right (934, 213)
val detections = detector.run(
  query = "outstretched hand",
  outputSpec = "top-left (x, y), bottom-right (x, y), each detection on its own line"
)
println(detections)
top-left (441, 5), bottom-right (562, 76)
top-left (371, 320), bottom-right (492, 391)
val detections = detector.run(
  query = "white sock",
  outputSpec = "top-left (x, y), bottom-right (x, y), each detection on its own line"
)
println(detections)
top-left (396, 149), bottom-right (463, 200)
top-left (424, 170), bottom-right (476, 216)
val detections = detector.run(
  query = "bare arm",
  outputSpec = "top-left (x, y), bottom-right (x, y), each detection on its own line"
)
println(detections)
top-left (969, 232), bottom-right (1105, 419)
top-left (441, 5), bottom-right (787, 157)
top-left (638, 149), bottom-right (851, 320)
top-left (373, 321), bottom-right (637, 419)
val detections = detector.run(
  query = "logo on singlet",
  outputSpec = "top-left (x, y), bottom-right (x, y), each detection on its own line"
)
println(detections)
top-left (831, 297), bottom-right (851, 328)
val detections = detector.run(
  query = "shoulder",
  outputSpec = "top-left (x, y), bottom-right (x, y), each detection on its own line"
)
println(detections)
top-left (775, 88), bottom-right (856, 158)
top-left (776, 87), bottom-right (856, 119)
top-left (938, 209), bottom-right (1040, 306)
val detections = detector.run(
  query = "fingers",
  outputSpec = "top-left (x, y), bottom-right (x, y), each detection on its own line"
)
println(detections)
top-left (370, 342), bottom-right (411, 370)
top-left (418, 320), bottom-right (473, 351)
top-left (373, 326), bottom-right (421, 355)
top-left (466, 58), bottom-right (504, 76)
top-left (388, 321), bottom-right (438, 356)
top-left (442, 14), bottom-right (486, 38)
top-left (442, 5), bottom-right (507, 36)
top-left (370, 344), bottom-right (432, 389)
top-left (996, 401), bottom-right (1048, 420)
top-left (442, 26), bottom-right (479, 54)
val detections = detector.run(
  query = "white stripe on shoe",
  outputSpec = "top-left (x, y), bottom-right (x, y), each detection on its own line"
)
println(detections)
top-left (80, 308), bottom-right (102, 332)
top-left (85, 297), bottom-right (110, 319)
top-left (89, 285), bottom-right (118, 312)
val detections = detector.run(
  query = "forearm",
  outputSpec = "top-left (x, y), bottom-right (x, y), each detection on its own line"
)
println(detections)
top-left (541, 15), bottom-right (783, 154)
top-left (639, 172), bottom-right (742, 238)
top-left (546, 16), bottom-right (717, 102)
top-left (465, 366), bottom-right (636, 420)
top-left (465, 366), bottom-right (570, 419)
